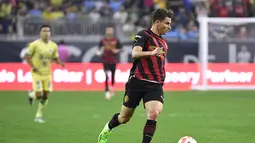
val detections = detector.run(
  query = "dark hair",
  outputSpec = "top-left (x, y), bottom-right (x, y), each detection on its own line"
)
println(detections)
top-left (152, 8), bottom-right (174, 23)
top-left (39, 24), bottom-right (51, 31)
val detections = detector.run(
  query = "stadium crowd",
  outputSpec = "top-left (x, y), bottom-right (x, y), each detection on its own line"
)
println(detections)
top-left (0, 0), bottom-right (254, 40)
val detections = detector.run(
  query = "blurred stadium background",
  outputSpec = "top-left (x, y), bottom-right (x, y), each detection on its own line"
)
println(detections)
top-left (1, 0), bottom-right (252, 41)
top-left (1, 0), bottom-right (255, 143)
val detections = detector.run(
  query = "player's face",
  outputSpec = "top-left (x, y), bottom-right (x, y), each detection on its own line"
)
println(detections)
top-left (105, 27), bottom-right (114, 38)
top-left (40, 27), bottom-right (51, 40)
top-left (157, 17), bottom-right (172, 35)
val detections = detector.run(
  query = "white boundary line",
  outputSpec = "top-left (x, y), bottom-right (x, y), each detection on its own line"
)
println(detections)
top-left (191, 85), bottom-right (255, 90)
top-left (92, 113), bottom-right (255, 118)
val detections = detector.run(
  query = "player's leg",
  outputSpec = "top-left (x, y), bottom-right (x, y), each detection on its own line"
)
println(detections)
top-left (142, 101), bottom-right (163, 143)
top-left (104, 70), bottom-right (109, 92)
top-left (103, 63), bottom-right (111, 99)
top-left (109, 64), bottom-right (116, 95)
top-left (109, 104), bottom-right (135, 128)
top-left (142, 88), bottom-right (164, 143)
top-left (98, 82), bottom-right (143, 143)
top-left (98, 106), bottom-right (136, 143)
top-left (29, 79), bottom-right (44, 105)
top-left (34, 79), bottom-right (52, 123)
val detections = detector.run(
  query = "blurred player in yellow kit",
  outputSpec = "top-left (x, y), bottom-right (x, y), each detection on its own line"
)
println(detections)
top-left (24, 25), bottom-right (65, 123)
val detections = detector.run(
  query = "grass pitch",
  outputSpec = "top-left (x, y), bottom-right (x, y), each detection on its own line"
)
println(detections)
top-left (0, 91), bottom-right (255, 143)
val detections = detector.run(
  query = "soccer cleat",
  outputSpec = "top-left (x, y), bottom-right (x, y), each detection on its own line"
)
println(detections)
top-left (98, 122), bottom-right (111, 143)
top-left (34, 117), bottom-right (46, 123)
top-left (28, 91), bottom-right (34, 106)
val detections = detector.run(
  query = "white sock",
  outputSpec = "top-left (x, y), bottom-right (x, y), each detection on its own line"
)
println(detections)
top-left (35, 100), bottom-right (48, 118)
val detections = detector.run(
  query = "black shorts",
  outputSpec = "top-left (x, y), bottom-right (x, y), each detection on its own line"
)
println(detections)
top-left (123, 77), bottom-right (164, 108)
top-left (103, 63), bottom-right (116, 72)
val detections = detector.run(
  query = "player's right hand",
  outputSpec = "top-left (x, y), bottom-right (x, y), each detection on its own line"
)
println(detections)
top-left (150, 47), bottom-right (161, 56)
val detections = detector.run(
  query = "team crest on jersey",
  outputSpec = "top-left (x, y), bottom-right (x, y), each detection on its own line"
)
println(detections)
top-left (49, 48), bottom-right (53, 53)
top-left (124, 95), bottom-right (129, 103)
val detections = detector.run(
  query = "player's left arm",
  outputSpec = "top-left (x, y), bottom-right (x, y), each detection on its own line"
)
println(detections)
top-left (52, 44), bottom-right (65, 67)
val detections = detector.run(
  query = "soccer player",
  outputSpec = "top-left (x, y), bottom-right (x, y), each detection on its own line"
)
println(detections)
top-left (25, 25), bottom-right (65, 123)
top-left (97, 26), bottom-right (122, 100)
top-left (98, 8), bottom-right (173, 143)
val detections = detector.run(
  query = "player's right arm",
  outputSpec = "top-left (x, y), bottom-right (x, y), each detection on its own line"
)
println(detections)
top-left (24, 41), bottom-right (37, 71)
top-left (132, 31), bottom-right (161, 59)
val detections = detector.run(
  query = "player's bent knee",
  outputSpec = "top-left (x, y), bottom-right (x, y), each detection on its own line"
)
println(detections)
top-left (147, 110), bottom-right (160, 120)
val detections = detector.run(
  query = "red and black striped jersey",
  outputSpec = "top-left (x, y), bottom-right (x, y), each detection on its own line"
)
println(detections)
top-left (99, 38), bottom-right (122, 64)
top-left (129, 29), bottom-right (168, 85)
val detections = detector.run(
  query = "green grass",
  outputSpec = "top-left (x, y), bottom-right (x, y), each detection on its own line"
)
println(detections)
top-left (0, 91), bottom-right (255, 143)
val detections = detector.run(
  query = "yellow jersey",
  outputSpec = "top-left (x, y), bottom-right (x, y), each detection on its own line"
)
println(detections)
top-left (26, 39), bottom-right (59, 77)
